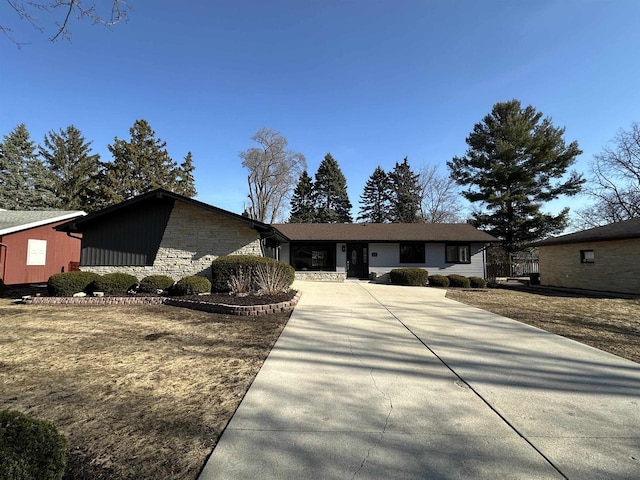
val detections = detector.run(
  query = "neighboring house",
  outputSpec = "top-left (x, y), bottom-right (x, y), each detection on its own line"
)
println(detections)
top-left (272, 223), bottom-right (497, 281)
top-left (532, 218), bottom-right (640, 295)
top-left (0, 210), bottom-right (86, 285)
top-left (55, 189), bottom-right (272, 280)
top-left (56, 189), bottom-right (498, 282)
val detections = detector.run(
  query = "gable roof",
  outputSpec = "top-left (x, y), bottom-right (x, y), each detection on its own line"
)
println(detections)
top-left (532, 217), bottom-right (640, 246)
top-left (272, 222), bottom-right (498, 242)
top-left (0, 210), bottom-right (86, 236)
top-left (55, 188), bottom-right (273, 234)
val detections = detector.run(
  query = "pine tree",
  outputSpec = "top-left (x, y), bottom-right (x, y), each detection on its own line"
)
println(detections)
top-left (358, 166), bottom-right (391, 223)
top-left (39, 125), bottom-right (101, 211)
top-left (289, 171), bottom-right (316, 222)
top-left (173, 151), bottom-right (197, 198)
top-left (389, 157), bottom-right (421, 223)
top-left (100, 119), bottom-right (180, 205)
top-left (448, 99), bottom-right (584, 252)
top-left (314, 153), bottom-right (352, 223)
top-left (0, 124), bottom-right (56, 209)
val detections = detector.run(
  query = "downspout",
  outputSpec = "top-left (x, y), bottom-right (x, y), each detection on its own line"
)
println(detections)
top-left (0, 242), bottom-right (7, 284)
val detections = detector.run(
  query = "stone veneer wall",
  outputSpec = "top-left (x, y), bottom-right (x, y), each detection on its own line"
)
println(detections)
top-left (294, 271), bottom-right (347, 282)
top-left (83, 201), bottom-right (262, 280)
top-left (539, 238), bottom-right (640, 295)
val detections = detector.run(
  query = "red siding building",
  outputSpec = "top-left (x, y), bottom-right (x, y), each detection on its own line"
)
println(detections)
top-left (0, 210), bottom-right (85, 286)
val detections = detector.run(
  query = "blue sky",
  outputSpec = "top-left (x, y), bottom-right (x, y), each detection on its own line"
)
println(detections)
top-left (2, 0), bottom-right (639, 220)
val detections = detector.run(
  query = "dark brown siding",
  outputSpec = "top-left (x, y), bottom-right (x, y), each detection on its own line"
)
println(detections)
top-left (80, 198), bottom-right (173, 266)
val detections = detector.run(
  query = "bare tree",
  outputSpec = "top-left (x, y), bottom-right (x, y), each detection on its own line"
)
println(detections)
top-left (240, 128), bottom-right (306, 223)
top-left (418, 163), bottom-right (465, 222)
top-left (3, 0), bottom-right (129, 45)
top-left (576, 123), bottom-right (640, 228)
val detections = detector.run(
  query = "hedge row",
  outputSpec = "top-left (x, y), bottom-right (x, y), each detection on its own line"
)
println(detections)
top-left (387, 270), bottom-right (487, 288)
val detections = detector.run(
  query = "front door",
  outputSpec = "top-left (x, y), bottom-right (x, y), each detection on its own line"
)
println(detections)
top-left (347, 243), bottom-right (368, 279)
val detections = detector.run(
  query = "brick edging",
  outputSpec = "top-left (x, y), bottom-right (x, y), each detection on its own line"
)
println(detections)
top-left (22, 291), bottom-right (302, 316)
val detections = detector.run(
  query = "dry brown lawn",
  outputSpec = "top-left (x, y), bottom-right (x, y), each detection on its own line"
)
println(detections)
top-left (446, 287), bottom-right (640, 364)
top-left (0, 300), bottom-right (290, 479)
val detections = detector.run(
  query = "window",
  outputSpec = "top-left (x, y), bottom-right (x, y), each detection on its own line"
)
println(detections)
top-left (400, 243), bottom-right (425, 263)
top-left (446, 243), bottom-right (471, 263)
top-left (580, 249), bottom-right (595, 263)
top-left (26, 239), bottom-right (47, 266)
top-left (290, 244), bottom-right (336, 271)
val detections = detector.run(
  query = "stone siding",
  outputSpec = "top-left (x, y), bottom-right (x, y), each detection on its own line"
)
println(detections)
top-left (539, 239), bottom-right (640, 295)
top-left (294, 271), bottom-right (347, 282)
top-left (83, 201), bottom-right (262, 281)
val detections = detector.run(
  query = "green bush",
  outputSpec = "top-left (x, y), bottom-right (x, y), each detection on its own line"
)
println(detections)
top-left (428, 274), bottom-right (450, 288)
top-left (469, 276), bottom-right (487, 288)
top-left (172, 275), bottom-right (211, 295)
top-left (447, 274), bottom-right (471, 288)
top-left (0, 409), bottom-right (68, 480)
top-left (91, 272), bottom-right (139, 295)
top-left (138, 275), bottom-right (175, 294)
top-left (211, 255), bottom-right (295, 292)
top-left (47, 271), bottom-right (101, 296)
top-left (389, 268), bottom-right (429, 286)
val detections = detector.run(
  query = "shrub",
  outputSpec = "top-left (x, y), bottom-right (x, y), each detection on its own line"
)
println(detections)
top-left (91, 272), bottom-right (139, 295)
top-left (254, 262), bottom-right (295, 294)
top-left (447, 274), bottom-right (471, 288)
top-left (47, 271), bottom-right (101, 296)
top-left (227, 267), bottom-right (252, 295)
top-left (172, 275), bottom-right (211, 296)
top-left (0, 409), bottom-right (68, 480)
top-left (428, 275), bottom-right (450, 288)
top-left (0, 278), bottom-right (4, 298)
top-left (211, 255), bottom-right (294, 292)
top-left (138, 275), bottom-right (175, 294)
top-left (469, 276), bottom-right (487, 288)
top-left (389, 268), bottom-right (429, 286)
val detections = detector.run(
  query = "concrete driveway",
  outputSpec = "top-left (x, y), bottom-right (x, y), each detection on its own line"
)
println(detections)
top-left (199, 281), bottom-right (640, 480)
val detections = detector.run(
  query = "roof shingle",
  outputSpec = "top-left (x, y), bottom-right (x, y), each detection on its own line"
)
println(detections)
top-left (532, 217), bottom-right (640, 246)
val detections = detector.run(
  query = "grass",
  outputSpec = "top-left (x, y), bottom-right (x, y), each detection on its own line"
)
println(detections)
top-left (0, 300), bottom-right (290, 479)
top-left (445, 287), bottom-right (640, 363)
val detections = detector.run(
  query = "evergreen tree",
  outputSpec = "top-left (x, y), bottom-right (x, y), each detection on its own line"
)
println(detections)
top-left (314, 153), bottom-right (352, 223)
top-left (100, 119), bottom-right (183, 205)
top-left (0, 124), bottom-right (56, 209)
top-left (448, 99), bottom-right (584, 252)
top-left (389, 157), bottom-right (421, 222)
top-left (173, 151), bottom-right (197, 198)
top-left (358, 166), bottom-right (391, 223)
top-left (39, 125), bottom-right (101, 211)
top-left (289, 171), bottom-right (316, 222)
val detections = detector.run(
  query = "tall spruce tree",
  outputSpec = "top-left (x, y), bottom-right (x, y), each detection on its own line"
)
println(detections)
top-left (358, 166), bottom-right (391, 223)
top-left (389, 157), bottom-right (421, 222)
top-left (0, 124), bottom-right (56, 209)
top-left (289, 171), bottom-right (316, 222)
top-left (314, 153), bottom-right (352, 223)
top-left (448, 99), bottom-right (584, 252)
top-left (173, 151), bottom-right (197, 198)
top-left (100, 119), bottom-right (190, 205)
top-left (39, 125), bottom-right (101, 211)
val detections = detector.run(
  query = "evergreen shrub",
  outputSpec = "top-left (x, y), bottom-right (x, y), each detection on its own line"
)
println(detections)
top-left (0, 409), bottom-right (68, 480)
top-left (211, 255), bottom-right (294, 292)
top-left (447, 274), bottom-right (471, 288)
top-left (91, 272), bottom-right (139, 295)
top-left (389, 268), bottom-right (429, 286)
top-left (138, 275), bottom-right (175, 294)
top-left (173, 275), bottom-right (211, 296)
top-left (469, 276), bottom-right (487, 288)
top-left (47, 271), bottom-right (101, 296)
top-left (428, 275), bottom-right (450, 288)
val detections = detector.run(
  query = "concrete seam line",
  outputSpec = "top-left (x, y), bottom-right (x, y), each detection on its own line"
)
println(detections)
top-left (357, 284), bottom-right (569, 480)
